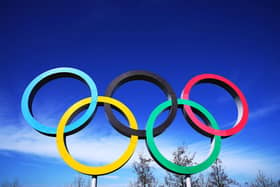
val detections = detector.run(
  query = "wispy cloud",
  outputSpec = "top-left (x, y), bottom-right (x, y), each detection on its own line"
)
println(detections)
top-left (1, 124), bottom-right (279, 181)
top-left (0, 124), bottom-right (135, 165)
top-left (249, 104), bottom-right (280, 120)
top-left (0, 125), bottom-right (59, 158)
top-left (222, 103), bottom-right (280, 128)
top-left (1, 100), bottom-right (280, 187)
top-left (220, 143), bottom-right (280, 181)
top-left (0, 123), bottom-right (184, 169)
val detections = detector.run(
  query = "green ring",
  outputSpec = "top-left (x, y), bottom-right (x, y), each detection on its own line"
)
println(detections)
top-left (146, 99), bottom-right (221, 175)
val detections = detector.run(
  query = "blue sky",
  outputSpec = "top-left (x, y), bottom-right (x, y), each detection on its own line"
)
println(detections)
top-left (0, 0), bottom-right (280, 186)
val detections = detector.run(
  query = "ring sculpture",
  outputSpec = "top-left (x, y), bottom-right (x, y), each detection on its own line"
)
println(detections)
top-left (21, 67), bottom-right (249, 179)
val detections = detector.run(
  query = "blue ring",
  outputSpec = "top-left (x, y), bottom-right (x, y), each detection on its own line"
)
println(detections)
top-left (21, 67), bottom-right (98, 135)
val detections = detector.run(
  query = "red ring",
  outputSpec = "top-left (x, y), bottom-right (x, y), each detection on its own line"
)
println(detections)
top-left (181, 74), bottom-right (249, 137)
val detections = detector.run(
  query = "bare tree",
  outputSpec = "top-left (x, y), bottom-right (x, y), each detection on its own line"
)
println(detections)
top-left (207, 158), bottom-right (238, 187)
top-left (192, 173), bottom-right (210, 187)
top-left (250, 170), bottom-right (279, 187)
top-left (68, 175), bottom-right (90, 187)
top-left (164, 146), bottom-right (197, 187)
top-left (131, 154), bottom-right (158, 187)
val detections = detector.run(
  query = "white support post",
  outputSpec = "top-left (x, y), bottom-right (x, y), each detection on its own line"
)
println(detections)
top-left (91, 176), bottom-right (97, 187)
top-left (186, 175), bottom-right (191, 187)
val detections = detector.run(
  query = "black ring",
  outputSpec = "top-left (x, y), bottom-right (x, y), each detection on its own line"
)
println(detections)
top-left (104, 71), bottom-right (178, 139)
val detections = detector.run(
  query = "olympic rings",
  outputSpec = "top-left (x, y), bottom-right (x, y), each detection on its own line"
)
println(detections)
top-left (21, 67), bottom-right (98, 136)
top-left (104, 71), bottom-right (177, 139)
top-left (56, 96), bottom-right (138, 175)
top-left (146, 99), bottom-right (221, 174)
top-left (181, 74), bottom-right (249, 137)
top-left (21, 67), bottom-right (249, 176)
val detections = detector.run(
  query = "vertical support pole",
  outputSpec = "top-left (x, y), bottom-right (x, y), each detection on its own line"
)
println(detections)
top-left (186, 175), bottom-right (191, 187)
top-left (91, 176), bottom-right (97, 187)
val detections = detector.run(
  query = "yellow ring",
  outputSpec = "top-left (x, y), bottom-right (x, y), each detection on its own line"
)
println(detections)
top-left (56, 96), bottom-right (138, 175)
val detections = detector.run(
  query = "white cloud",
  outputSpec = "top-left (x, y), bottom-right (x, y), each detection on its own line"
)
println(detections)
top-left (0, 124), bottom-right (280, 181)
top-left (0, 125), bottom-right (59, 158)
top-left (0, 124), bottom-right (134, 164)
top-left (210, 142), bottom-right (280, 182)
